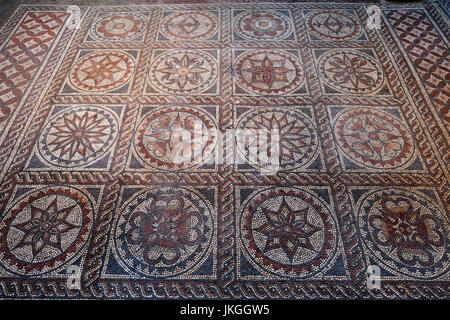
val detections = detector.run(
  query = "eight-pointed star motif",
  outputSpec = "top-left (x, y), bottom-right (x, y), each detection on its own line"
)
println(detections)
top-left (12, 198), bottom-right (79, 259)
top-left (254, 198), bottom-right (322, 263)
top-left (79, 55), bottom-right (127, 87)
top-left (241, 55), bottom-right (295, 89)
top-left (156, 53), bottom-right (210, 90)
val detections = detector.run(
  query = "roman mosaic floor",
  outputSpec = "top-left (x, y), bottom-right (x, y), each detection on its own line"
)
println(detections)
top-left (0, 0), bottom-right (448, 299)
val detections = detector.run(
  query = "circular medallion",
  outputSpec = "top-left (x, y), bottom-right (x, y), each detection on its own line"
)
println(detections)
top-left (134, 106), bottom-right (218, 170)
top-left (318, 50), bottom-right (384, 94)
top-left (334, 108), bottom-right (414, 169)
top-left (38, 106), bottom-right (118, 168)
top-left (160, 11), bottom-right (218, 41)
top-left (234, 50), bottom-right (304, 95)
top-left (91, 13), bottom-right (147, 41)
top-left (0, 187), bottom-right (94, 275)
top-left (236, 107), bottom-right (319, 171)
top-left (69, 51), bottom-right (135, 92)
top-left (306, 10), bottom-right (361, 40)
top-left (148, 50), bottom-right (218, 94)
top-left (114, 187), bottom-right (214, 277)
top-left (358, 188), bottom-right (449, 279)
top-left (239, 187), bottom-right (338, 278)
top-left (234, 10), bottom-right (293, 40)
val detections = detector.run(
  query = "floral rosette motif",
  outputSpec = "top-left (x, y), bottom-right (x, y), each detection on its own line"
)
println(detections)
top-left (114, 187), bottom-right (214, 278)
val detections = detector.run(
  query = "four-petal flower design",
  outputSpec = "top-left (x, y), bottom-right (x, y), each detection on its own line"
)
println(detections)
top-left (369, 196), bottom-right (445, 267)
top-left (343, 114), bottom-right (403, 161)
top-left (324, 52), bottom-right (377, 90)
top-left (126, 195), bottom-right (203, 266)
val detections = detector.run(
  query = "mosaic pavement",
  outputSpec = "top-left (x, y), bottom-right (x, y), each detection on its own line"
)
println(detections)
top-left (0, 1), bottom-right (448, 299)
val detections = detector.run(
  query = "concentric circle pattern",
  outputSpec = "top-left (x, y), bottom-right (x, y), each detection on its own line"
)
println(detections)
top-left (1, 3), bottom-right (448, 299)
